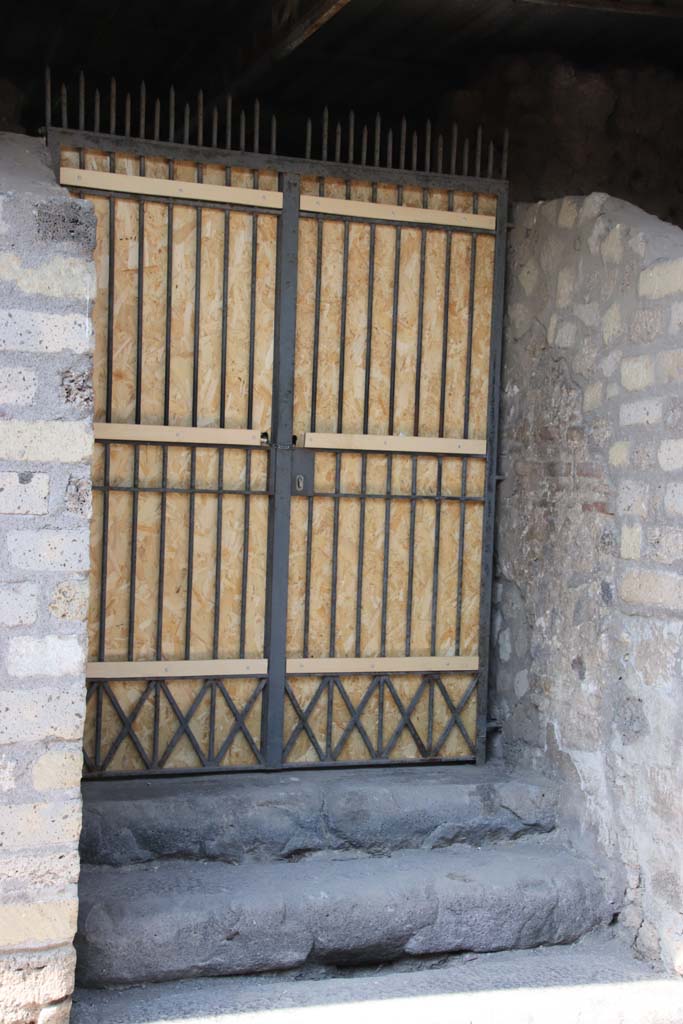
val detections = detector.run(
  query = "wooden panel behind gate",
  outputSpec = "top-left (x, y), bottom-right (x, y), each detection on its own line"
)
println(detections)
top-left (55, 126), bottom-right (505, 776)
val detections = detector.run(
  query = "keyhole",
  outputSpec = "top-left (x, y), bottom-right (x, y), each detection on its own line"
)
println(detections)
top-left (295, 474), bottom-right (305, 492)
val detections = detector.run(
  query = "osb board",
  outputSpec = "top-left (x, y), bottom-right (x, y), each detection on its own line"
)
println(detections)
top-left (284, 672), bottom-right (476, 763)
top-left (61, 147), bottom-right (277, 432)
top-left (89, 443), bottom-right (269, 663)
top-left (294, 177), bottom-right (496, 440)
top-left (287, 453), bottom-right (484, 661)
top-left (84, 677), bottom-right (264, 772)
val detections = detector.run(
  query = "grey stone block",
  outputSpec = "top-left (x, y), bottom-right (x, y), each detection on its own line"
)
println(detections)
top-left (76, 838), bottom-right (618, 986)
top-left (80, 765), bottom-right (557, 866)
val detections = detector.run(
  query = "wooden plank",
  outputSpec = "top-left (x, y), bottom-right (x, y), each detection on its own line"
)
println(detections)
top-left (61, 167), bottom-right (284, 210)
top-left (299, 194), bottom-right (495, 231)
top-left (94, 423), bottom-right (264, 447)
top-left (286, 656), bottom-right (479, 675)
top-left (86, 658), bottom-right (268, 679)
top-left (303, 432), bottom-right (487, 456)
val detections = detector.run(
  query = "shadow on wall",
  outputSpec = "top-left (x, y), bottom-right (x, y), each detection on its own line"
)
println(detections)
top-left (441, 54), bottom-right (683, 229)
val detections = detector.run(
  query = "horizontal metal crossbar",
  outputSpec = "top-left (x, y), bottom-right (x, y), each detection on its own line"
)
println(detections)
top-left (86, 659), bottom-right (268, 679)
top-left (60, 167), bottom-right (284, 210)
top-left (302, 433), bottom-right (487, 456)
top-left (285, 656), bottom-right (478, 675)
top-left (49, 129), bottom-right (509, 197)
top-left (299, 194), bottom-right (496, 231)
top-left (94, 423), bottom-right (265, 447)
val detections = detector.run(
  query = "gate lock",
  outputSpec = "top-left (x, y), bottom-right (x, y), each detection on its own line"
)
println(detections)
top-left (291, 448), bottom-right (315, 497)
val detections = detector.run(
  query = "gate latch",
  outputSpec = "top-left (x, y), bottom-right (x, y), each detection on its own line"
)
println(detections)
top-left (291, 448), bottom-right (315, 497)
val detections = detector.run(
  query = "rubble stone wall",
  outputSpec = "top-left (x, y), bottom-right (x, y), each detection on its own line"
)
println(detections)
top-left (495, 192), bottom-right (683, 973)
top-left (0, 133), bottom-right (95, 1024)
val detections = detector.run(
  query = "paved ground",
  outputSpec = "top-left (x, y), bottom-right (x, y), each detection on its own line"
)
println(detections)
top-left (73, 933), bottom-right (683, 1024)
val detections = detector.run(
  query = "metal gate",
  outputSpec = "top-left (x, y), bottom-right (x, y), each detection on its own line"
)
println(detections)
top-left (47, 74), bottom-right (507, 776)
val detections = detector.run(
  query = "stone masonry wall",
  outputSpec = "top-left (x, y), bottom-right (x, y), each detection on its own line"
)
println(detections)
top-left (495, 192), bottom-right (683, 973)
top-left (0, 134), bottom-right (95, 1023)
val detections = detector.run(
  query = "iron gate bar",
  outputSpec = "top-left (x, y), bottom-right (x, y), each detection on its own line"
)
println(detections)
top-left (263, 172), bottom-right (301, 769)
top-left (476, 179), bottom-right (507, 764)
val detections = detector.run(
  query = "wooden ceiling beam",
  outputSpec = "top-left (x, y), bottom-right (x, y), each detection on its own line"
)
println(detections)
top-left (230, 0), bottom-right (352, 94)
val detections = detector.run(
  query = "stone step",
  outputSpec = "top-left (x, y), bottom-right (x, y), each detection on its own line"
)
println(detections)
top-left (72, 935), bottom-right (683, 1024)
top-left (80, 764), bottom-right (556, 866)
top-left (76, 837), bottom-right (618, 987)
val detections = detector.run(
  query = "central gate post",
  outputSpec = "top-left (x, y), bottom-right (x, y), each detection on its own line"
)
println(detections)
top-left (263, 172), bottom-right (300, 768)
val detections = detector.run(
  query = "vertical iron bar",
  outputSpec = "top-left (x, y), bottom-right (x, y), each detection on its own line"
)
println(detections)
top-left (476, 185), bottom-right (508, 762)
top-left (98, 445), bottom-right (111, 660)
top-left (239, 450), bottom-right (251, 659)
top-left (406, 182), bottom-right (429, 657)
top-left (139, 81), bottom-right (146, 139)
top-left (405, 454), bottom-right (417, 656)
top-left (455, 196), bottom-right (479, 658)
top-left (78, 71), bottom-right (85, 131)
top-left (169, 86), bottom-right (175, 143)
top-left (214, 163), bottom-right (231, 660)
top-left (152, 681), bottom-right (160, 768)
top-left (380, 185), bottom-right (403, 657)
top-left (110, 78), bottom-right (117, 135)
top-left (502, 129), bottom-right (510, 179)
top-left (185, 448), bottom-right (196, 659)
top-left (156, 445), bottom-right (168, 659)
top-left (329, 451), bottom-right (341, 658)
top-left (310, 180), bottom-right (325, 431)
top-left (125, 94), bottom-right (131, 137)
top-left (135, 179), bottom-right (145, 423)
top-left (322, 106), bottom-right (329, 161)
top-left (354, 453), bottom-right (366, 658)
top-left (105, 191), bottom-right (115, 421)
top-left (213, 448), bottom-right (224, 659)
top-left (154, 99), bottom-right (161, 141)
top-left (450, 122), bottom-right (458, 176)
top-left (263, 173), bottom-right (300, 769)
top-left (44, 66), bottom-right (52, 129)
top-left (95, 684), bottom-right (103, 771)
top-left (430, 456), bottom-right (442, 656)
top-left (60, 82), bottom-right (68, 128)
top-left (197, 91), bottom-right (204, 147)
top-left (127, 444), bottom-right (140, 660)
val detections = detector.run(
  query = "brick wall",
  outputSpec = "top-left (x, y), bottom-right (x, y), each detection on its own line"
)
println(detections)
top-left (0, 133), bottom-right (94, 1024)
top-left (496, 192), bottom-right (683, 974)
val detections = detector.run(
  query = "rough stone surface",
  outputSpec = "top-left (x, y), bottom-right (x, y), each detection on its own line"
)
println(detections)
top-left (496, 193), bottom-right (683, 977)
top-left (76, 838), bottom-right (618, 986)
top-left (440, 54), bottom-right (683, 229)
top-left (71, 936), bottom-right (683, 1024)
top-left (80, 766), bottom-right (557, 866)
top-left (0, 131), bottom-right (94, 1022)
